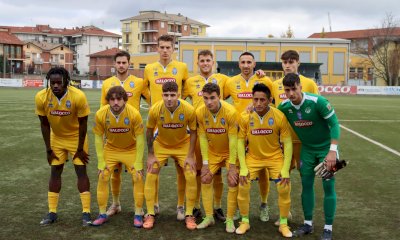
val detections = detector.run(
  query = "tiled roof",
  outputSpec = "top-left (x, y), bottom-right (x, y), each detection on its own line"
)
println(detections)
top-left (25, 41), bottom-right (64, 51)
top-left (0, 30), bottom-right (24, 45)
top-left (308, 28), bottom-right (400, 39)
top-left (88, 47), bottom-right (120, 57)
top-left (0, 25), bottom-right (121, 37)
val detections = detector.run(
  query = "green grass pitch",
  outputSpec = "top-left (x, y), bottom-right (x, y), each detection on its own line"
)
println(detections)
top-left (0, 88), bottom-right (399, 239)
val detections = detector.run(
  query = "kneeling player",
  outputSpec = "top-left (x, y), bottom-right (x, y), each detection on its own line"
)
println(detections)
top-left (143, 82), bottom-right (197, 230)
top-left (195, 83), bottom-right (240, 233)
top-left (92, 86), bottom-right (145, 227)
top-left (236, 83), bottom-right (293, 237)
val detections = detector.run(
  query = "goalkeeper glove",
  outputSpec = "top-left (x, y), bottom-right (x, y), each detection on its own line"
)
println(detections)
top-left (314, 159), bottom-right (347, 180)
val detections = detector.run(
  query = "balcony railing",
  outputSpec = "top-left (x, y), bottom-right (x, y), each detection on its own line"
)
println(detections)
top-left (33, 58), bottom-right (43, 65)
top-left (122, 28), bottom-right (131, 33)
top-left (140, 27), bottom-right (158, 32)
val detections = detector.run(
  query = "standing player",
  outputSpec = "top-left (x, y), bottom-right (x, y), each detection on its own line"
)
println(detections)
top-left (278, 73), bottom-right (340, 240)
top-left (195, 83), bottom-right (239, 233)
top-left (100, 51), bottom-right (150, 218)
top-left (224, 51), bottom-right (273, 222)
top-left (143, 35), bottom-right (189, 220)
top-left (92, 86), bottom-right (145, 227)
top-left (35, 67), bottom-right (91, 226)
top-left (236, 83), bottom-right (293, 237)
top-left (143, 82), bottom-right (197, 230)
top-left (182, 49), bottom-right (229, 220)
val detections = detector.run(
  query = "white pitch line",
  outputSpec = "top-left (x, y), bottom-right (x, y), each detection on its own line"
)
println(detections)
top-left (341, 120), bottom-right (400, 122)
top-left (340, 124), bottom-right (400, 157)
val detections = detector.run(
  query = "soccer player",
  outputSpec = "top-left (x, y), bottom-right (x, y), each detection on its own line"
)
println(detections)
top-left (236, 83), bottom-right (293, 237)
top-left (278, 73), bottom-right (340, 240)
top-left (99, 51), bottom-right (150, 218)
top-left (143, 82), bottom-right (197, 230)
top-left (143, 35), bottom-right (189, 220)
top-left (195, 83), bottom-right (239, 233)
top-left (223, 51), bottom-right (273, 222)
top-left (35, 67), bottom-right (91, 226)
top-left (92, 86), bottom-right (145, 227)
top-left (182, 49), bottom-right (229, 220)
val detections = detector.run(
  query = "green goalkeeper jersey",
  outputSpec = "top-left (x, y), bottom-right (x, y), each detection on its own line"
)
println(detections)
top-left (278, 93), bottom-right (339, 150)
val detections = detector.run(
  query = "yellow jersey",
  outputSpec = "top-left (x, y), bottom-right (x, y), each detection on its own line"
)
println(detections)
top-left (147, 99), bottom-right (196, 147)
top-left (93, 104), bottom-right (144, 151)
top-left (35, 86), bottom-right (90, 138)
top-left (272, 75), bottom-right (319, 107)
top-left (196, 101), bottom-right (238, 155)
top-left (238, 107), bottom-right (291, 160)
top-left (183, 73), bottom-right (229, 110)
top-left (100, 75), bottom-right (150, 111)
top-left (223, 74), bottom-right (273, 113)
top-left (144, 60), bottom-right (188, 105)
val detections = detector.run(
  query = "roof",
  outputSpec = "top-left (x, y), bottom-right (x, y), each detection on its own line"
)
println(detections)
top-left (25, 41), bottom-right (65, 51)
top-left (308, 27), bottom-right (400, 39)
top-left (88, 47), bottom-right (120, 57)
top-left (0, 25), bottom-right (121, 38)
top-left (121, 10), bottom-right (209, 27)
top-left (178, 36), bottom-right (350, 44)
top-left (0, 30), bottom-right (24, 45)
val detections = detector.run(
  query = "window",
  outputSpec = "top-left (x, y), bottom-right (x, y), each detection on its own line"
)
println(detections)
top-left (216, 50), bottom-right (227, 61)
top-left (125, 34), bottom-right (129, 43)
top-left (177, 25), bottom-right (182, 33)
top-left (61, 46), bottom-right (63, 50)
top-left (250, 51), bottom-right (260, 62)
top-left (231, 51), bottom-right (242, 61)
top-left (183, 50), bottom-right (194, 72)
top-left (357, 68), bottom-right (363, 79)
top-left (184, 25), bottom-right (187, 31)
top-left (129, 64), bottom-right (134, 69)
top-left (161, 22), bottom-right (165, 28)
top-left (299, 51), bottom-right (311, 63)
top-left (99, 36), bottom-right (103, 42)
top-left (265, 51), bottom-right (276, 62)
top-left (25, 52), bottom-right (31, 59)
top-left (333, 52), bottom-right (345, 75)
top-left (60, 54), bottom-right (64, 60)
top-left (139, 63), bottom-right (146, 69)
top-left (317, 52), bottom-right (328, 74)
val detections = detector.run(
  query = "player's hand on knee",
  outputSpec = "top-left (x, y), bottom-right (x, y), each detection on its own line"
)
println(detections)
top-left (98, 167), bottom-right (109, 179)
top-left (184, 156), bottom-right (196, 173)
top-left (46, 149), bottom-right (59, 165)
top-left (73, 149), bottom-right (89, 164)
top-left (201, 165), bottom-right (213, 184)
top-left (239, 176), bottom-right (249, 186)
top-left (280, 178), bottom-right (290, 186)
top-left (146, 155), bottom-right (160, 174)
top-left (228, 164), bottom-right (239, 187)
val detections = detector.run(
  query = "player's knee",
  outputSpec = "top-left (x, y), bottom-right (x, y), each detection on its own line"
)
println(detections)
top-left (201, 175), bottom-right (212, 184)
top-left (228, 180), bottom-right (238, 188)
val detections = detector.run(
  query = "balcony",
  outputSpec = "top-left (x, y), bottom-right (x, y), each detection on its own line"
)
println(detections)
top-left (140, 27), bottom-right (158, 33)
top-left (140, 39), bottom-right (157, 45)
top-left (167, 31), bottom-right (182, 36)
top-left (50, 60), bottom-right (60, 65)
top-left (122, 28), bottom-right (131, 33)
top-left (33, 58), bottom-right (43, 65)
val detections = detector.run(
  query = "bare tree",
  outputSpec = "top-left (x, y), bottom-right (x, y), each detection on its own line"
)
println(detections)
top-left (280, 25), bottom-right (294, 38)
top-left (366, 13), bottom-right (400, 86)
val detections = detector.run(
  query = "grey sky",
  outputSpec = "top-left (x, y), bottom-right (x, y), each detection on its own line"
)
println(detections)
top-left (1, 0), bottom-right (399, 37)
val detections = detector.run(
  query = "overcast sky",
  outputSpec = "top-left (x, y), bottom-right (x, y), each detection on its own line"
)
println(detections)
top-left (1, 0), bottom-right (399, 38)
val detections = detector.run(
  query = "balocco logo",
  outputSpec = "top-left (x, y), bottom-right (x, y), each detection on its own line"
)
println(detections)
top-left (251, 128), bottom-right (273, 135)
top-left (126, 92), bottom-right (133, 97)
top-left (294, 120), bottom-right (313, 128)
top-left (318, 86), bottom-right (353, 94)
top-left (237, 92), bottom-right (253, 99)
top-left (155, 78), bottom-right (176, 84)
top-left (109, 128), bottom-right (130, 133)
top-left (162, 123), bottom-right (184, 129)
top-left (50, 110), bottom-right (71, 116)
top-left (279, 93), bottom-right (287, 99)
top-left (206, 128), bottom-right (226, 134)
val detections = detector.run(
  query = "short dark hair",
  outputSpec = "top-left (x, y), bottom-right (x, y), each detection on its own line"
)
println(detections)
top-left (46, 66), bottom-right (70, 88)
top-left (198, 50), bottom-right (213, 59)
top-left (281, 50), bottom-right (299, 61)
top-left (106, 86), bottom-right (128, 102)
top-left (162, 81), bottom-right (178, 92)
top-left (158, 35), bottom-right (174, 45)
top-left (252, 83), bottom-right (271, 99)
top-left (202, 83), bottom-right (220, 97)
top-left (114, 51), bottom-right (130, 62)
top-left (282, 73), bottom-right (300, 87)
top-left (239, 51), bottom-right (255, 60)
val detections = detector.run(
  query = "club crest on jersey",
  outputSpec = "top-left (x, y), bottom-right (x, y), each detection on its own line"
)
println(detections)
top-left (297, 111), bottom-right (302, 120)
top-left (212, 78), bottom-right (217, 84)
top-left (221, 118), bottom-right (225, 125)
top-left (130, 81), bottom-right (135, 88)
top-left (66, 100), bottom-right (71, 108)
top-left (305, 107), bottom-right (311, 114)
top-left (268, 118), bottom-right (274, 126)
top-left (179, 113), bottom-right (184, 121)
top-left (172, 68), bottom-right (177, 75)
top-left (124, 117), bottom-right (130, 125)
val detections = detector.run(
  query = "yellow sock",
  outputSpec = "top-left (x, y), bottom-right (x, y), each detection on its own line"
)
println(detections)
top-left (258, 170), bottom-right (270, 204)
top-left (111, 168), bottom-right (122, 205)
top-left (195, 174), bottom-right (201, 208)
top-left (227, 186), bottom-right (238, 219)
top-left (176, 164), bottom-right (186, 207)
top-left (97, 173), bottom-right (110, 214)
top-left (184, 169), bottom-right (197, 216)
top-left (154, 173), bottom-right (159, 206)
top-left (132, 171), bottom-right (144, 215)
top-left (80, 191), bottom-right (91, 213)
top-left (48, 192), bottom-right (59, 213)
top-left (201, 182), bottom-right (213, 217)
top-left (144, 173), bottom-right (158, 215)
top-left (238, 182), bottom-right (250, 217)
top-left (277, 182), bottom-right (291, 218)
top-left (213, 173), bottom-right (223, 208)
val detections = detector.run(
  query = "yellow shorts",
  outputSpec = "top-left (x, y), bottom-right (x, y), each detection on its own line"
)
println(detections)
top-left (153, 139), bottom-right (192, 170)
top-left (246, 155), bottom-right (283, 180)
top-left (50, 135), bottom-right (88, 166)
top-left (208, 152), bottom-right (230, 174)
top-left (104, 148), bottom-right (137, 173)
